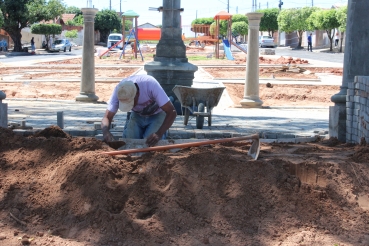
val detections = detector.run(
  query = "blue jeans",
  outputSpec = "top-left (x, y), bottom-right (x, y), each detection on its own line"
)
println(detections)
top-left (123, 111), bottom-right (166, 139)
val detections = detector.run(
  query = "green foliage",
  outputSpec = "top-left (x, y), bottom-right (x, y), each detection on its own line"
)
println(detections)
top-left (0, 0), bottom-right (55, 51)
top-left (257, 8), bottom-right (279, 36)
top-left (307, 8), bottom-right (340, 51)
top-left (232, 14), bottom-right (247, 23)
top-left (123, 20), bottom-right (133, 31)
top-left (95, 9), bottom-right (122, 43)
top-left (232, 22), bottom-right (248, 36)
top-left (65, 29), bottom-right (78, 39)
top-left (278, 7), bottom-right (318, 48)
top-left (65, 6), bottom-right (82, 15)
top-left (191, 17), bottom-right (214, 26)
top-left (219, 20), bottom-right (228, 36)
top-left (278, 7), bottom-right (318, 33)
top-left (31, 23), bottom-right (62, 50)
top-left (308, 9), bottom-right (339, 31)
top-left (335, 6), bottom-right (347, 32)
top-left (44, 0), bottom-right (66, 21)
top-left (209, 22), bottom-right (216, 36)
top-left (0, 9), bottom-right (4, 29)
top-left (31, 23), bottom-right (62, 35)
top-left (73, 15), bottom-right (84, 25)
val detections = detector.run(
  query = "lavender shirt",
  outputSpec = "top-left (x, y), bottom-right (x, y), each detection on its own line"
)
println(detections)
top-left (107, 75), bottom-right (170, 116)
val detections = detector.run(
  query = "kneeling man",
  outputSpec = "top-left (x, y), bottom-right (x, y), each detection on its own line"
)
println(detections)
top-left (101, 74), bottom-right (177, 147)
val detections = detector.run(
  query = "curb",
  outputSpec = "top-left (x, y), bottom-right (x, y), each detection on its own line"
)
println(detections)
top-left (11, 128), bottom-right (326, 144)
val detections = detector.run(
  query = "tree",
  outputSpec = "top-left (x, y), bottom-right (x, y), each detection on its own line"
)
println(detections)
top-left (65, 6), bottom-right (82, 16)
top-left (31, 23), bottom-right (62, 49)
top-left (257, 8), bottom-right (279, 37)
top-left (123, 20), bottom-right (132, 32)
top-left (65, 29), bottom-right (78, 39)
top-left (0, 0), bottom-right (63, 52)
top-left (278, 7), bottom-right (318, 49)
top-left (232, 22), bottom-right (248, 42)
top-left (44, 0), bottom-right (66, 23)
top-left (94, 9), bottom-right (122, 43)
top-left (335, 5), bottom-right (347, 52)
top-left (191, 17), bottom-right (214, 26)
top-left (307, 9), bottom-right (339, 51)
top-left (0, 9), bottom-right (3, 29)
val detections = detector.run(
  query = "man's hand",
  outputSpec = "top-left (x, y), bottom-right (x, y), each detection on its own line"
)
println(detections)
top-left (101, 109), bottom-right (116, 143)
top-left (103, 130), bottom-right (115, 143)
top-left (146, 132), bottom-right (161, 147)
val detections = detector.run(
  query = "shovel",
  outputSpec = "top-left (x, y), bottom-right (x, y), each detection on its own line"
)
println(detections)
top-left (102, 134), bottom-right (260, 160)
top-left (106, 140), bottom-right (126, 150)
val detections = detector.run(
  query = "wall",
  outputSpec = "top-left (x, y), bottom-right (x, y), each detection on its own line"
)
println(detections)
top-left (346, 76), bottom-right (369, 144)
top-left (21, 28), bottom-right (44, 49)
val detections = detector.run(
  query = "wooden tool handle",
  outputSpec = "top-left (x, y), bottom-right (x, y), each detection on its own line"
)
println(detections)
top-left (101, 134), bottom-right (259, 156)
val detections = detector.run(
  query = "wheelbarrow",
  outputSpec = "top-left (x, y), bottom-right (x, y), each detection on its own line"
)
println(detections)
top-left (172, 85), bottom-right (226, 129)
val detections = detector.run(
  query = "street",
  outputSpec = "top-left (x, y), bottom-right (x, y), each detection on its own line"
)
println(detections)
top-left (0, 48), bottom-right (83, 64)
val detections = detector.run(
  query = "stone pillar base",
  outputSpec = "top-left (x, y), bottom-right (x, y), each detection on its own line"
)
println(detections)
top-left (0, 103), bottom-right (8, 128)
top-left (329, 104), bottom-right (346, 142)
top-left (240, 96), bottom-right (263, 108)
top-left (75, 93), bottom-right (99, 102)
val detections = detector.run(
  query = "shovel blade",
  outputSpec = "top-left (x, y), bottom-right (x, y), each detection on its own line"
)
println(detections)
top-left (107, 141), bottom-right (126, 150)
top-left (248, 139), bottom-right (260, 160)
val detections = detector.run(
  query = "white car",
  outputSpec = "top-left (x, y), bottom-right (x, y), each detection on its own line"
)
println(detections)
top-left (259, 36), bottom-right (277, 48)
top-left (50, 39), bottom-right (72, 52)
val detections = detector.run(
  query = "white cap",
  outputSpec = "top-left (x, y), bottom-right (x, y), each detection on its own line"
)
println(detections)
top-left (116, 80), bottom-right (137, 112)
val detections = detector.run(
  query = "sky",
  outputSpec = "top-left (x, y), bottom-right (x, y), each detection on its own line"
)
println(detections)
top-left (62, 0), bottom-right (347, 35)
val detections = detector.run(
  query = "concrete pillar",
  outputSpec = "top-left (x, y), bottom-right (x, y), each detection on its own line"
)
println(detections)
top-left (240, 12), bottom-right (264, 108)
top-left (0, 91), bottom-right (7, 128)
top-left (330, 0), bottom-right (369, 142)
top-left (76, 8), bottom-right (99, 102)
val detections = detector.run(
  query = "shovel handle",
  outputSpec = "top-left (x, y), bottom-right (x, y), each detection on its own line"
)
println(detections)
top-left (101, 134), bottom-right (259, 156)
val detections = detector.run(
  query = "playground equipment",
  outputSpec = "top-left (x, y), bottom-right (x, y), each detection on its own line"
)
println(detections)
top-left (172, 85), bottom-right (225, 129)
top-left (222, 39), bottom-right (234, 60)
top-left (214, 11), bottom-right (233, 60)
top-left (99, 28), bottom-right (161, 60)
top-left (119, 29), bottom-right (143, 61)
top-left (231, 40), bottom-right (247, 54)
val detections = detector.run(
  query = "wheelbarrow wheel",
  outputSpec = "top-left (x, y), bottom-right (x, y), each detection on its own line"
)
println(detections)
top-left (196, 103), bottom-right (205, 129)
top-left (183, 107), bottom-right (190, 125)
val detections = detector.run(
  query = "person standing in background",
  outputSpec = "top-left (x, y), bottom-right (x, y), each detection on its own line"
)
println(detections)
top-left (30, 37), bottom-right (35, 53)
top-left (307, 33), bottom-right (312, 52)
top-left (335, 32), bottom-right (340, 47)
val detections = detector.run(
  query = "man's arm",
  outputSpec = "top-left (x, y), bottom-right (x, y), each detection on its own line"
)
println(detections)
top-left (101, 109), bottom-right (116, 143)
top-left (146, 101), bottom-right (177, 147)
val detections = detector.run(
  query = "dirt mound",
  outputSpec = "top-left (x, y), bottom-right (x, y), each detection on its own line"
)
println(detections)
top-left (34, 125), bottom-right (70, 138)
top-left (259, 56), bottom-right (309, 64)
top-left (1, 127), bottom-right (369, 245)
top-left (352, 145), bottom-right (369, 163)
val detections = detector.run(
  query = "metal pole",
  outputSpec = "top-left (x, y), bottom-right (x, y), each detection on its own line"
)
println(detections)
top-left (312, 0), bottom-right (313, 6)
top-left (227, 0), bottom-right (229, 12)
top-left (110, 0), bottom-right (111, 10)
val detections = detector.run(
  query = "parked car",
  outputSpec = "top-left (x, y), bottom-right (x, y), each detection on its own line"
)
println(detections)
top-left (50, 39), bottom-right (72, 52)
top-left (107, 33), bottom-right (124, 49)
top-left (259, 36), bottom-right (276, 48)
